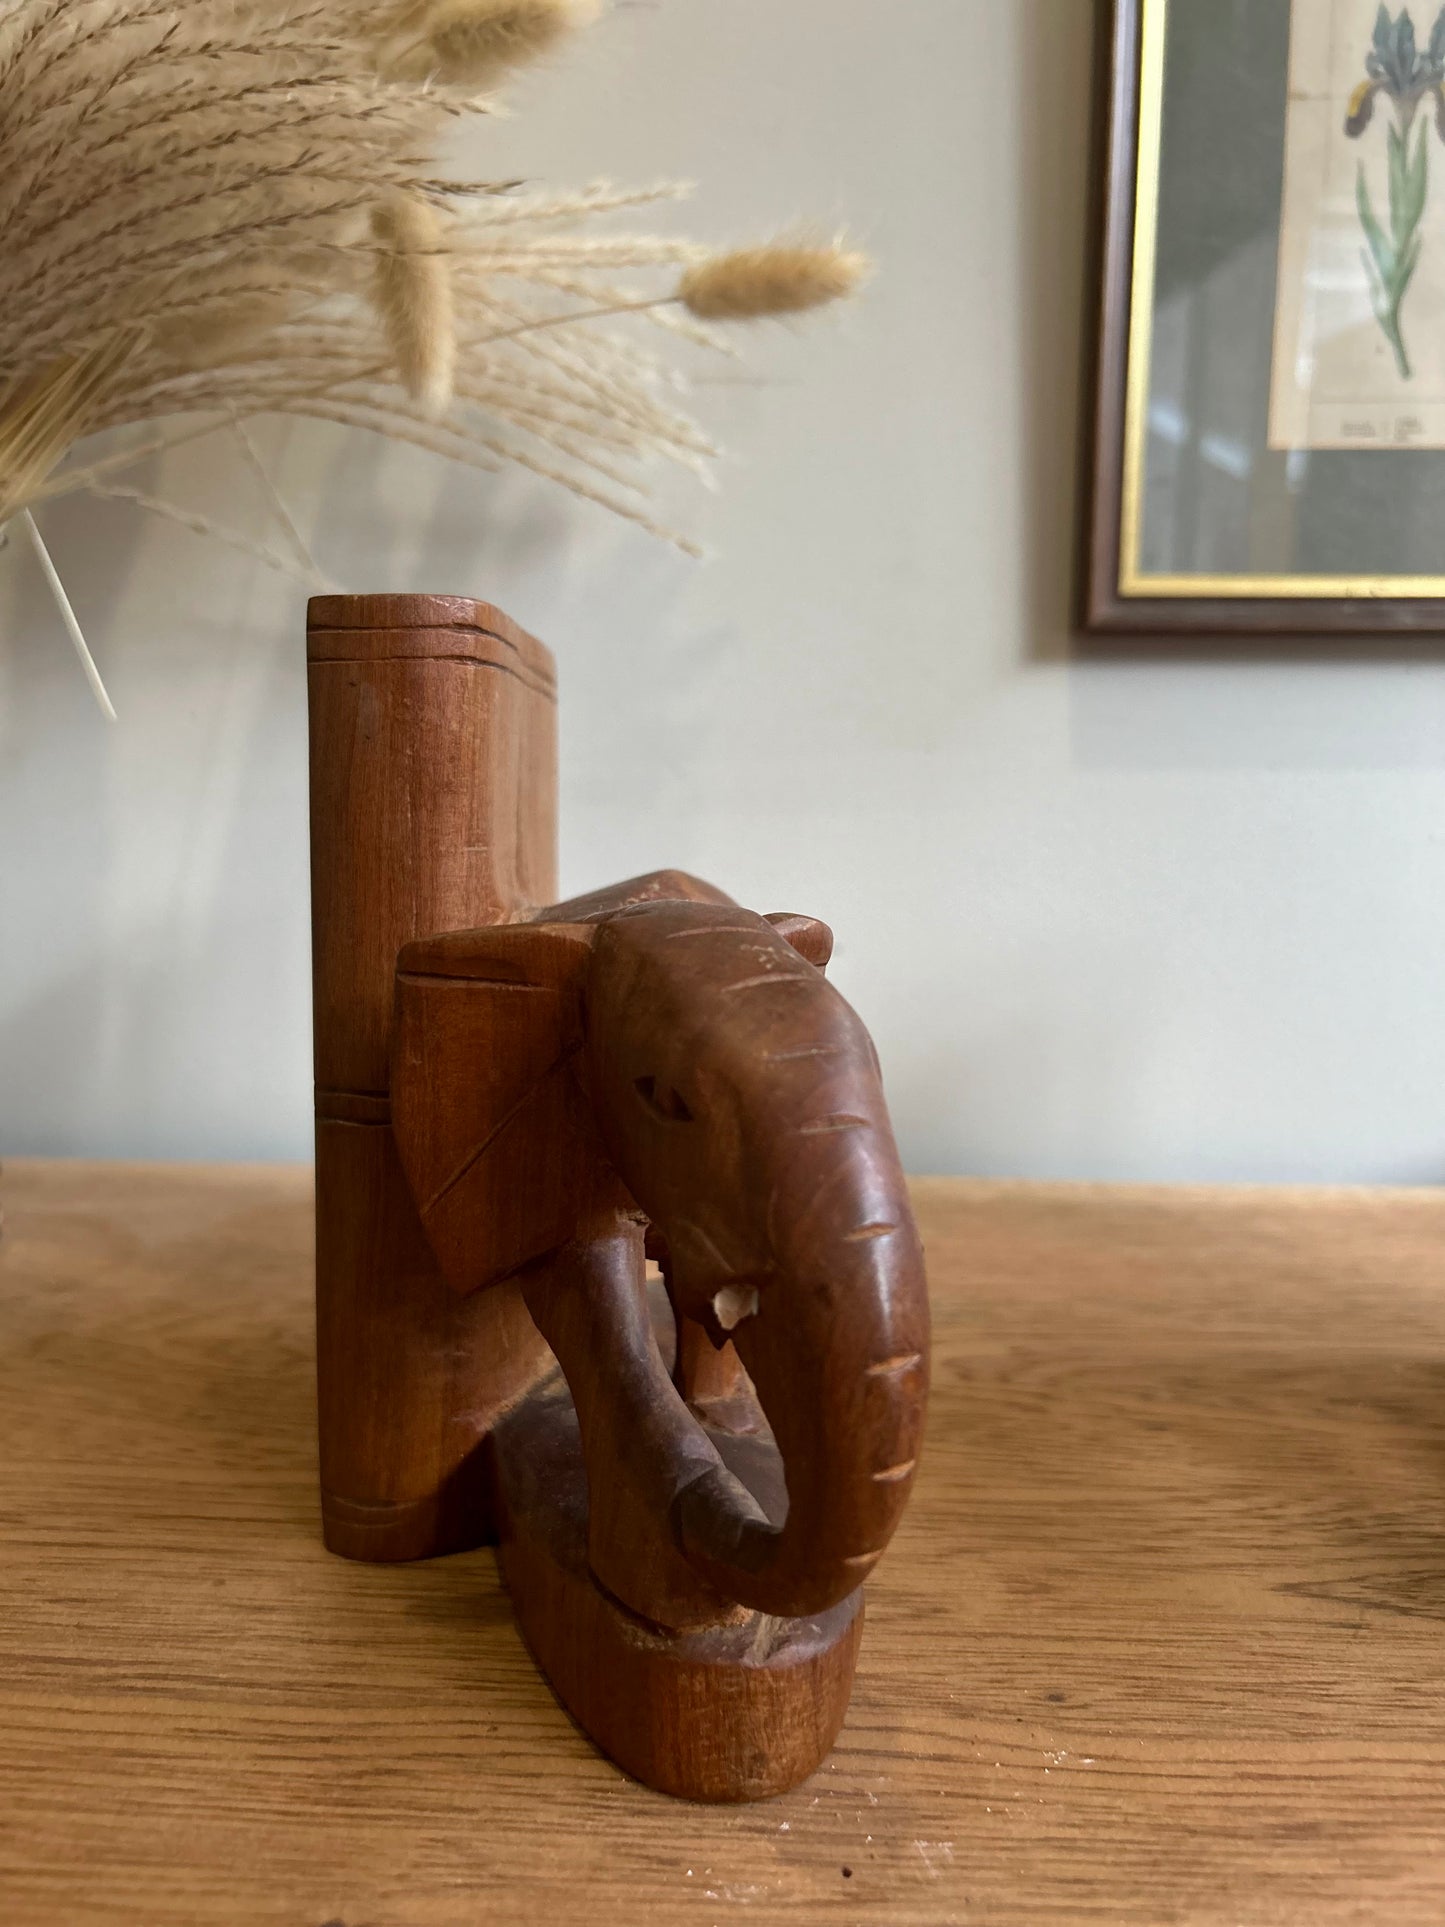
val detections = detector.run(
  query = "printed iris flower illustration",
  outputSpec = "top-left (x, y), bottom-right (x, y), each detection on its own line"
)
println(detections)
top-left (1346, 5), bottom-right (1445, 377)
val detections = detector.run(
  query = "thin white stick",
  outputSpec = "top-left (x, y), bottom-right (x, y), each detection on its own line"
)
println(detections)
top-left (19, 508), bottom-right (115, 720)
top-left (228, 411), bottom-right (329, 588)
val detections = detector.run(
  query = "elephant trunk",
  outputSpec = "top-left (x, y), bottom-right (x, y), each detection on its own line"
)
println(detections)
top-left (586, 899), bottom-right (931, 1621)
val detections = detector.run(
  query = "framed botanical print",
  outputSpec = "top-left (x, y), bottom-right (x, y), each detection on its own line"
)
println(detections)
top-left (1086, 0), bottom-right (1445, 633)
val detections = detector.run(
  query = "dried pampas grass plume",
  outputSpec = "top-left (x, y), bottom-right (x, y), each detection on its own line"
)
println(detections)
top-left (386, 0), bottom-right (603, 87)
top-left (0, 0), bottom-right (873, 716)
top-left (0, 333), bottom-right (140, 525)
top-left (372, 193), bottom-right (456, 418)
top-left (678, 241), bottom-right (872, 321)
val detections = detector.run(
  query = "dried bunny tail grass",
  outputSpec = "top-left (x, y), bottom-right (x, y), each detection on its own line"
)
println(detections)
top-left (383, 0), bottom-right (601, 88)
top-left (678, 239), bottom-right (871, 321)
top-left (372, 190), bottom-right (455, 415)
top-left (0, 0), bottom-right (873, 615)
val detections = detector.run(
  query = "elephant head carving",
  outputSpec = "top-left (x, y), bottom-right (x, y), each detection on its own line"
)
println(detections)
top-left (391, 871), bottom-right (929, 1629)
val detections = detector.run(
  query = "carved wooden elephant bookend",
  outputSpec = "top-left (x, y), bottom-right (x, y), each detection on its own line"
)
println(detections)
top-left (308, 595), bottom-right (928, 1803)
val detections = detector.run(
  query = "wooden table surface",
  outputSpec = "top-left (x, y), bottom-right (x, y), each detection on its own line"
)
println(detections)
top-left (2, 1163), bottom-right (1444, 1926)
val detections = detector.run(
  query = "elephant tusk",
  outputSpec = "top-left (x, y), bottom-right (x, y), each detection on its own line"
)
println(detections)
top-left (865, 1351), bottom-right (926, 1379)
top-left (711, 1282), bottom-right (759, 1331)
top-left (871, 1459), bottom-right (917, 1484)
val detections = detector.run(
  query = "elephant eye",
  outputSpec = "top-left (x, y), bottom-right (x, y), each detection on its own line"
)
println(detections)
top-left (633, 1074), bottom-right (694, 1124)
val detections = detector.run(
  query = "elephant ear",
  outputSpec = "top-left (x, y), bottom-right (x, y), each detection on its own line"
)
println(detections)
top-left (764, 912), bottom-right (833, 969)
top-left (392, 921), bottom-right (622, 1295)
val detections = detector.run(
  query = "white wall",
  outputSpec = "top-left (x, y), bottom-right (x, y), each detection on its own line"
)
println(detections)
top-left (5, 0), bottom-right (1445, 1183)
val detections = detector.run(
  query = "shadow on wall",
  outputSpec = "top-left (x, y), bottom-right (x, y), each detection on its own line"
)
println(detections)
top-left (1017, 0), bottom-right (1097, 670)
top-left (302, 408), bottom-right (749, 904)
top-left (0, 899), bottom-right (306, 1161)
top-left (306, 416), bottom-right (582, 594)
top-left (0, 491), bottom-right (142, 1152)
top-left (0, 441), bottom-right (314, 1160)
top-left (0, 410), bottom-right (719, 1160)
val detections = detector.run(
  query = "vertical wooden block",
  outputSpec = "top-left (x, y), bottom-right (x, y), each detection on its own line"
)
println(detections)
top-left (307, 595), bottom-right (558, 1561)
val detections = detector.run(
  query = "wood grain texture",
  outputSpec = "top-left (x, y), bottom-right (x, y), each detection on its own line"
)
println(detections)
top-left (307, 596), bottom-right (557, 1098)
top-left (393, 887), bottom-right (928, 1626)
top-left (491, 1379), bottom-right (866, 1802)
top-left (389, 875), bottom-right (927, 1796)
top-left (3, 1162), bottom-right (1445, 1923)
top-left (575, 896), bottom-right (928, 1621)
top-left (309, 589), bottom-right (923, 1797)
top-left (307, 594), bottom-right (558, 1561)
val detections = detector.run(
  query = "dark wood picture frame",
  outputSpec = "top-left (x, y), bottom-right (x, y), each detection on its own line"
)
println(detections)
top-left (1083, 0), bottom-right (1445, 638)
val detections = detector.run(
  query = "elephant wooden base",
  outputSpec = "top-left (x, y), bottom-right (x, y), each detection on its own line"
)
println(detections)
top-left (491, 1373), bottom-right (864, 1802)
top-left (307, 594), bottom-right (928, 1803)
